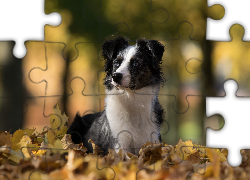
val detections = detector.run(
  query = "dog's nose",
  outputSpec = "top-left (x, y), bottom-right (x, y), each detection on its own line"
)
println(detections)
top-left (112, 73), bottom-right (123, 85)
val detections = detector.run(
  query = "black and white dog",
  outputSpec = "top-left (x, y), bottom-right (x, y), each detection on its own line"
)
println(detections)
top-left (67, 36), bottom-right (165, 155)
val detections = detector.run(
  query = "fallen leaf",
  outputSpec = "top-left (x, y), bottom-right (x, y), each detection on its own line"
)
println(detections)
top-left (49, 103), bottom-right (69, 139)
top-left (47, 129), bottom-right (56, 145)
top-left (175, 139), bottom-right (196, 160)
top-left (11, 129), bottom-right (35, 151)
top-left (0, 131), bottom-right (12, 147)
top-left (48, 139), bottom-right (68, 154)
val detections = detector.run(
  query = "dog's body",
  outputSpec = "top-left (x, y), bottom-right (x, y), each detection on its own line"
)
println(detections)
top-left (68, 36), bottom-right (165, 155)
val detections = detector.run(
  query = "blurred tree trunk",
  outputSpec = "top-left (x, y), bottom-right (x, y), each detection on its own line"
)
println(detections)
top-left (0, 42), bottom-right (24, 133)
top-left (203, 40), bottom-right (216, 142)
top-left (204, 40), bottom-right (216, 96)
top-left (63, 53), bottom-right (69, 117)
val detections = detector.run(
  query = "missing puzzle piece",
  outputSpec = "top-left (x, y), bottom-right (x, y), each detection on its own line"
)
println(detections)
top-left (206, 79), bottom-right (250, 167)
top-left (0, 0), bottom-right (61, 58)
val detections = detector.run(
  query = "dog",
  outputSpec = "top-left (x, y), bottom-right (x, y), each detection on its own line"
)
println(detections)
top-left (67, 36), bottom-right (165, 155)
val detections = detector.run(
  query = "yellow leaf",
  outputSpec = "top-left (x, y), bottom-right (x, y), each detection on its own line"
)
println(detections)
top-left (48, 139), bottom-right (68, 154)
top-left (214, 148), bottom-right (227, 162)
top-left (207, 148), bottom-right (227, 162)
top-left (23, 129), bottom-right (36, 136)
top-left (32, 149), bottom-right (47, 156)
top-left (17, 135), bottom-right (32, 158)
top-left (11, 129), bottom-right (35, 151)
top-left (49, 103), bottom-right (68, 139)
top-left (175, 139), bottom-right (196, 160)
top-left (27, 144), bottom-right (39, 152)
top-left (47, 129), bottom-right (56, 145)
top-left (34, 137), bottom-right (43, 143)
top-left (59, 126), bottom-right (68, 139)
top-left (194, 144), bottom-right (206, 153)
top-left (184, 139), bottom-right (193, 147)
top-left (206, 148), bottom-right (221, 179)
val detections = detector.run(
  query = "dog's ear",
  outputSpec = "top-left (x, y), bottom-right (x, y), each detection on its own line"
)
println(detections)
top-left (102, 36), bottom-right (129, 72)
top-left (136, 39), bottom-right (165, 61)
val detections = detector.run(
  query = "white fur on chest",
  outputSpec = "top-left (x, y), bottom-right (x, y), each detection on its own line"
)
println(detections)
top-left (105, 86), bottom-right (159, 154)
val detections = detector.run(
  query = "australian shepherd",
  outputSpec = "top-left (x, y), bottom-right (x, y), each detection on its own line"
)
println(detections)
top-left (67, 36), bottom-right (165, 155)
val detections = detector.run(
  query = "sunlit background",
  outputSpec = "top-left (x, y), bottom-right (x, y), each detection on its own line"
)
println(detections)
top-left (0, 0), bottom-right (235, 146)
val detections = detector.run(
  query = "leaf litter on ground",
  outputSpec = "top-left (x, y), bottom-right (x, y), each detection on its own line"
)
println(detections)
top-left (0, 103), bottom-right (250, 179)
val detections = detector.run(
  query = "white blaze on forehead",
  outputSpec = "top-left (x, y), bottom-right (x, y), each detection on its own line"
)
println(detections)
top-left (116, 46), bottom-right (137, 74)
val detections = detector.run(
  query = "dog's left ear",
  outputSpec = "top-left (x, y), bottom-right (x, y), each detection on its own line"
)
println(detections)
top-left (102, 36), bottom-right (129, 75)
top-left (136, 39), bottom-right (165, 62)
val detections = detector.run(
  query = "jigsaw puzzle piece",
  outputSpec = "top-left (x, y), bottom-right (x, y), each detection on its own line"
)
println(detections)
top-left (27, 110), bottom-right (70, 179)
top-left (139, 141), bottom-right (207, 179)
top-left (0, 0), bottom-right (61, 58)
top-left (162, 22), bottom-right (205, 97)
top-left (0, 146), bottom-right (24, 180)
top-left (26, 42), bottom-right (66, 98)
top-left (28, 148), bottom-right (68, 180)
top-left (0, 130), bottom-right (24, 179)
top-left (207, 0), bottom-right (250, 41)
top-left (206, 79), bottom-right (250, 167)
top-left (176, 144), bottom-right (207, 179)
top-left (0, 129), bottom-right (44, 179)
top-left (208, 24), bottom-right (250, 96)
top-left (95, 130), bottom-right (170, 179)
top-left (25, 79), bottom-right (101, 132)
top-left (151, 0), bottom-right (207, 40)
top-left (207, 3), bottom-right (225, 21)
top-left (186, 147), bottom-right (229, 179)
top-left (161, 95), bottom-right (205, 146)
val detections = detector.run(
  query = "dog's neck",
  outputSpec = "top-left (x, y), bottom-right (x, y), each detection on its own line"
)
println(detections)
top-left (105, 85), bottom-right (160, 154)
top-left (105, 86), bottom-right (159, 115)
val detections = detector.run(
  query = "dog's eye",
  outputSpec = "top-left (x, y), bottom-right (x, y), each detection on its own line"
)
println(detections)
top-left (114, 62), bottom-right (120, 67)
top-left (133, 62), bottom-right (138, 67)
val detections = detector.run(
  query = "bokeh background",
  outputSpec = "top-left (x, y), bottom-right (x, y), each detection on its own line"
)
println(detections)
top-left (0, 0), bottom-right (239, 146)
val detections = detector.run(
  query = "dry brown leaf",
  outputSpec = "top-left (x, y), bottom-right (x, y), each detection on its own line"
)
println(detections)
top-left (61, 134), bottom-right (83, 150)
top-left (0, 131), bottom-right (12, 147)
top-left (127, 151), bottom-right (138, 160)
top-left (88, 139), bottom-right (103, 156)
top-left (161, 145), bottom-right (174, 157)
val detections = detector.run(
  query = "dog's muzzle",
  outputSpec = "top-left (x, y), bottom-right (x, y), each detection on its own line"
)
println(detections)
top-left (112, 72), bottom-right (123, 85)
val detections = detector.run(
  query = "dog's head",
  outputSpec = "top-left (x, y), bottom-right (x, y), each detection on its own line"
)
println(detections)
top-left (102, 36), bottom-right (165, 90)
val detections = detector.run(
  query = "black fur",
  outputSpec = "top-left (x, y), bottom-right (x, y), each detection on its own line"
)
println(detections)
top-left (67, 111), bottom-right (116, 155)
